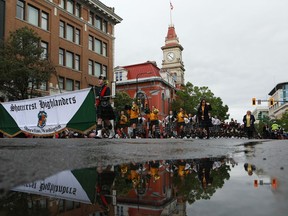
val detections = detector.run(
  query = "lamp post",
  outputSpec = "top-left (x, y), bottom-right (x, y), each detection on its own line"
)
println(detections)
top-left (136, 72), bottom-right (152, 99)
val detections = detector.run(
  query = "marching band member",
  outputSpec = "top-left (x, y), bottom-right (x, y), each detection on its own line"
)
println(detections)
top-left (165, 110), bottom-right (177, 138)
top-left (118, 110), bottom-right (128, 138)
top-left (127, 101), bottom-right (139, 138)
top-left (150, 106), bottom-right (160, 138)
top-left (95, 75), bottom-right (115, 139)
top-left (177, 108), bottom-right (188, 138)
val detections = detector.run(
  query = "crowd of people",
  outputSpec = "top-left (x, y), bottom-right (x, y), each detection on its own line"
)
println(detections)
top-left (89, 76), bottom-right (287, 140)
top-left (1, 75), bottom-right (286, 139)
top-left (88, 81), bottom-right (254, 140)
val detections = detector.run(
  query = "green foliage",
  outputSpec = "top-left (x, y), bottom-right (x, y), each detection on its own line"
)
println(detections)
top-left (171, 82), bottom-right (229, 120)
top-left (274, 110), bottom-right (288, 131)
top-left (113, 91), bottom-right (133, 113)
top-left (173, 161), bottom-right (231, 205)
top-left (255, 115), bottom-right (271, 135)
top-left (0, 26), bottom-right (54, 100)
top-left (256, 111), bottom-right (288, 134)
top-left (113, 176), bottom-right (132, 196)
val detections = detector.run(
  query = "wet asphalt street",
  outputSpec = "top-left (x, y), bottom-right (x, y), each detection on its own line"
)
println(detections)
top-left (0, 138), bottom-right (287, 197)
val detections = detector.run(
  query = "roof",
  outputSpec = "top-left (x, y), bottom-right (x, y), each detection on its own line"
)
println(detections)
top-left (87, 0), bottom-right (122, 24)
top-left (161, 26), bottom-right (184, 50)
top-left (166, 26), bottom-right (177, 41)
top-left (268, 82), bottom-right (288, 96)
top-left (122, 61), bottom-right (161, 79)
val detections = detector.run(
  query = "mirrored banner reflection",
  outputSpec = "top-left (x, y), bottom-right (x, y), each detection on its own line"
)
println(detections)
top-left (0, 156), bottom-right (279, 216)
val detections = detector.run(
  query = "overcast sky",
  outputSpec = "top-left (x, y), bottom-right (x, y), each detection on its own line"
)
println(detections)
top-left (101, 0), bottom-right (288, 122)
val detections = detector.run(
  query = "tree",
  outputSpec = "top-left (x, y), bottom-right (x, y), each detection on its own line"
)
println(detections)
top-left (113, 91), bottom-right (133, 114)
top-left (171, 82), bottom-right (229, 120)
top-left (0, 26), bottom-right (54, 100)
top-left (275, 110), bottom-right (288, 132)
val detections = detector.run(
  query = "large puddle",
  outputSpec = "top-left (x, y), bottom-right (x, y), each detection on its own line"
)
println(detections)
top-left (0, 154), bottom-right (285, 216)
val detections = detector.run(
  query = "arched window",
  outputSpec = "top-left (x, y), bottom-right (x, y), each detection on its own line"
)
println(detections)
top-left (136, 92), bottom-right (146, 113)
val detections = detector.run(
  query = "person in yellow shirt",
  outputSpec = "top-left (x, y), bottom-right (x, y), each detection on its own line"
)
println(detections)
top-left (118, 110), bottom-right (128, 138)
top-left (177, 108), bottom-right (188, 138)
top-left (148, 160), bottom-right (160, 182)
top-left (150, 106), bottom-right (160, 138)
top-left (242, 110), bottom-right (255, 139)
top-left (127, 101), bottom-right (139, 138)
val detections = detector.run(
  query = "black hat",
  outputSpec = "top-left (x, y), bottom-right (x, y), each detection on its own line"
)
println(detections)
top-left (98, 75), bottom-right (106, 80)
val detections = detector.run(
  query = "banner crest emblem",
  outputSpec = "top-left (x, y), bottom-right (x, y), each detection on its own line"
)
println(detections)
top-left (37, 111), bottom-right (47, 128)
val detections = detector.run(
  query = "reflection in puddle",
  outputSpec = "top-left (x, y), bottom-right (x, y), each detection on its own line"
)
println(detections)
top-left (0, 157), bottom-right (281, 216)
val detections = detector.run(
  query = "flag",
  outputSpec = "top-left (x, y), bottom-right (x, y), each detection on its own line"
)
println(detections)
top-left (0, 88), bottom-right (96, 137)
top-left (170, 2), bottom-right (174, 10)
top-left (13, 168), bottom-right (98, 204)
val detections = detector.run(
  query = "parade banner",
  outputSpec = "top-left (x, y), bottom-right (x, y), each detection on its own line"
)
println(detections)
top-left (0, 88), bottom-right (96, 137)
top-left (12, 168), bottom-right (98, 204)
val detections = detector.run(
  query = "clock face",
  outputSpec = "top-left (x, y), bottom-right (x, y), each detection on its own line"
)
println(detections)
top-left (166, 52), bottom-right (175, 61)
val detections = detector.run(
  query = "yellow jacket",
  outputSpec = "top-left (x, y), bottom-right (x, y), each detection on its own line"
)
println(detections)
top-left (150, 112), bottom-right (158, 121)
top-left (177, 111), bottom-right (188, 123)
top-left (129, 105), bottom-right (139, 119)
top-left (119, 114), bottom-right (128, 125)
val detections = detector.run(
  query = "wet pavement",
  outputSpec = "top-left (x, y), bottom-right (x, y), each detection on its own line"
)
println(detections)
top-left (0, 138), bottom-right (287, 215)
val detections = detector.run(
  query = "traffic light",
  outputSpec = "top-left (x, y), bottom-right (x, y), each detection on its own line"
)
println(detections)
top-left (269, 97), bottom-right (274, 106)
top-left (252, 98), bottom-right (256, 106)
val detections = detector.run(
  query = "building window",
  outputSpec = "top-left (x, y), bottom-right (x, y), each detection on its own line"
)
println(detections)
top-left (115, 71), bottom-right (122, 81)
top-left (66, 24), bottom-right (74, 42)
top-left (66, 0), bottom-right (74, 14)
top-left (94, 62), bottom-right (101, 77)
top-left (102, 65), bottom-right (107, 78)
top-left (88, 35), bottom-right (93, 50)
top-left (102, 42), bottom-right (107, 57)
top-left (60, 21), bottom-right (80, 45)
top-left (75, 54), bottom-right (80, 71)
top-left (75, 28), bottom-right (80, 44)
top-left (102, 20), bottom-right (107, 33)
top-left (41, 11), bottom-right (49, 30)
top-left (66, 79), bottom-right (73, 91)
top-left (75, 81), bottom-right (80, 90)
top-left (28, 5), bottom-right (39, 26)
top-left (95, 39), bottom-right (101, 54)
top-left (60, 0), bottom-right (65, 9)
top-left (16, 0), bottom-right (25, 20)
top-left (66, 51), bottom-right (73, 69)
top-left (89, 12), bottom-right (93, 24)
top-left (59, 48), bottom-right (64, 65)
top-left (39, 82), bottom-right (47, 91)
top-left (58, 77), bottom-right (64, 90)
top-left (95, 16), bottom-right (101, 29)
top-left (173, 73), bottom-right (177, 82)
top-left (59, 21), bottom-right (65, 38)
top-left (41, 41), bottom-right (48, 60)
top-left (88, 60), bottom-right (93, 75)
top-left (75, 3), bottom-right (81, 17)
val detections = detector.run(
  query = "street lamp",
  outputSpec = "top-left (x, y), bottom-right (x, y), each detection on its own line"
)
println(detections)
top-left (136, 72), bottom-right (152, 98)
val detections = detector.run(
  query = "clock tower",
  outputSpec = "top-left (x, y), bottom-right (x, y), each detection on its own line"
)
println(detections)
top-left (161, 25), bottom-right (185, 87)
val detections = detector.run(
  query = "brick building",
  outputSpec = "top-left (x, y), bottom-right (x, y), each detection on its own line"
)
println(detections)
top-left (0, 0), bottom-right (122, 95)
top-left (114, 61), bottom-right (177, 120)
top-left (113, 25), bottom-right (185, 120)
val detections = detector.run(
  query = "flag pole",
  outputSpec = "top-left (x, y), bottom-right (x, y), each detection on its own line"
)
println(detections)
top-left (170, 1), bottom-right (173, 26)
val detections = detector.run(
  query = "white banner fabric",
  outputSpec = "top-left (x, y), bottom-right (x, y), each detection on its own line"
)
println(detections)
top-left (1, 88), bottom-right (91, 135)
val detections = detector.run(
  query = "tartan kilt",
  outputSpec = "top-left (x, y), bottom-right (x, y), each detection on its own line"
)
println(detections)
top-left (96, 104), bottom-right (115, 120)
top-left (165, 122), bottom-right (176, 133)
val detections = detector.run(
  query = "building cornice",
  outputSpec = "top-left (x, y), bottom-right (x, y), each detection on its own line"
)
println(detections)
top-left (268, 82), bottom-right (288, 96)
top-left (85, 0), bottom-right (122, 24)
top-left (115, 77), bottom-right (177, 90)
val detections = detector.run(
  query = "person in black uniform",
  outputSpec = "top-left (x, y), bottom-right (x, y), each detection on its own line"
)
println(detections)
top-left (197, 99), bottom-right (212, 139)
top-left (95, 75), bottom-right (115, 138)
